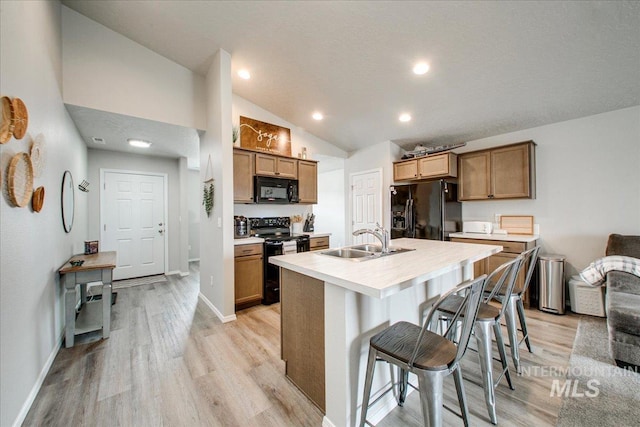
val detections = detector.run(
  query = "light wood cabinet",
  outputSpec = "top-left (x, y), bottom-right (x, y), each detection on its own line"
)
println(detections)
top-left (309, 236), bottom-right (330, 251)
top-left (393, 160), bottom-right (418, 181)
top-left (255, 153), bottom-right (298, 178)
top-left (233, 148), bottom-right (318, 204)
top-left (451, 237), bottom-right (537, 307)
top-left (233, 150), bottom-right (254, 203)
top-left (234, 243), bottom-right (263, 310)
top-left (298, 160), bottom-right (318, 204)
top-left (458, 141), bottom-right (535, 201)
top-left (393, 153), bottom-right (457, 182)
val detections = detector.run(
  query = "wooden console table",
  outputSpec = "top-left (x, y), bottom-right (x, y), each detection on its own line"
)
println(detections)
top-left (59, 251), bottom-right (116, 348)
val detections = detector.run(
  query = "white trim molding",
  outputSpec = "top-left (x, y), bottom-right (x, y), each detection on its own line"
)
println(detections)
top-left (12, 331), bottom-right (64, 427)
top-left (198, 292), bottom-right (237, 323)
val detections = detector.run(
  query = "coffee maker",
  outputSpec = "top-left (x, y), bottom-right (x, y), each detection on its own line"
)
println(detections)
top-left (234, 216), bottom-right (250, 238)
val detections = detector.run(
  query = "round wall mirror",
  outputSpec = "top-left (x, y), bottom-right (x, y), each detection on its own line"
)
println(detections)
top-left (61, 170), bottom-right (74, 233)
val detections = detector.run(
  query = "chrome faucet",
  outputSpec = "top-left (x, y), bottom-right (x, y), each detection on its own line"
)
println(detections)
top-left (353, 223), bottom-right (390, 253)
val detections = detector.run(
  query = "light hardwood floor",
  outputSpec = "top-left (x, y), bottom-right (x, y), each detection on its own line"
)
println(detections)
top-left (24, 263), bottom-right (579, 426)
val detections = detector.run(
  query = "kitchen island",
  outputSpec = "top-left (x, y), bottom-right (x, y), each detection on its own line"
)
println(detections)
top-left (269, 238), bottom-right (501, 427)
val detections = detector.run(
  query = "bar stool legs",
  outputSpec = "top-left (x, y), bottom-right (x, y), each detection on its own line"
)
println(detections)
top-left (504, 296), bottom-right (522, 374)
top-left (516, 297), bottom-right (532, 352)
top-left (474, 319), bottom-right (514, 425)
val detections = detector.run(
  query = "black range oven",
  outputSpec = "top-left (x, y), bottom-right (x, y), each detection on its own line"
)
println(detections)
top-left (249, 217), bottom-right (310, 305)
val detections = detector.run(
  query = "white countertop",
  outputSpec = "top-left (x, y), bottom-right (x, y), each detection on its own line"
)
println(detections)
top-left (269, 238), bottom-right (501, 299)
top-left (303, 232), bottom-right (332, 238)
top-left (450, 232), bottom-right (539, 243)
top-left (234, 237), bottom-right (264, 245)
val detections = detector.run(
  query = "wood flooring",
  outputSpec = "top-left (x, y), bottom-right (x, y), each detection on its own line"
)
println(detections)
top-left (24, 262), bottom-right (580, 426)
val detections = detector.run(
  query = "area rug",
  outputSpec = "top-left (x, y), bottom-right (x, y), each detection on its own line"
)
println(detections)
top-left (113, 274), bottom-right (167, 289)
top-left (556, 317), bottom-right (640, 426)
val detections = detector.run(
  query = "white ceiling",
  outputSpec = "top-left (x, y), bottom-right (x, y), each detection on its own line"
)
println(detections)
top-left (62, 0), bottom-right (640, 158)
top-left (66, 105), bottom-right (202, 169)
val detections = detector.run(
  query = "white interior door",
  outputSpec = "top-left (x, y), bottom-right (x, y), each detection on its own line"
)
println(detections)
top-left (102, 171), bottom-right (166, 280)
top-left (350, 170), bottom-right (382, 245)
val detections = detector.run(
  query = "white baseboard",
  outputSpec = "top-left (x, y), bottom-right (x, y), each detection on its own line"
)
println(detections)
top-left (12, 330), bottom-right (64, 427)
top-left (198, 292), bottom-right (237, 323)
top-left (188, 258), bottom-right (200, 263)
top-left (322, 416), bottom-right (337, 427)
top-left (179, 271), bottom-right (190, 277)
top-left (325, 381), bottom-right (414, 427)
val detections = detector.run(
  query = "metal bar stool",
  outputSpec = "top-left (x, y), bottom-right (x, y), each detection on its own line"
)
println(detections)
top-left (497, 246), bottom-right (540, 373)
top-left (436, 257), bottom-right (522, 425)
top-left (359, 275), bottom-right (488, 427)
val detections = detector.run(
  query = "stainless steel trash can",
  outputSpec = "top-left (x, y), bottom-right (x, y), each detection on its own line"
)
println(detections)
top-left (539, 254), bottom-right (566, 314)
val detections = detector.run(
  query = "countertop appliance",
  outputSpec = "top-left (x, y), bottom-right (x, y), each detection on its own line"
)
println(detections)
top-left (234, 215), bottom-right (250, 238)
top-left (462, 221), bottom-right (493, 234)
top-left (249, 217), bottom-right (310, 305)
top-left (390, 180), bottom-right (461, 241)
top-left (254, 176), bottom-right (299, 204)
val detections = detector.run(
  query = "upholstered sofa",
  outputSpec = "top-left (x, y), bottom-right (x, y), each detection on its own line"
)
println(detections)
top-left (605, 234), bottom-right (640, 369)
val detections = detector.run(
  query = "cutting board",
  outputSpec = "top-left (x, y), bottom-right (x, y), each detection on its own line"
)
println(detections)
top-left (500, 215), bottom-right (534, 235)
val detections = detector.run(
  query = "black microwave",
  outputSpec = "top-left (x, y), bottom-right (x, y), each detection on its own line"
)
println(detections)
top-left (254, 176), bottom-right (299, 204)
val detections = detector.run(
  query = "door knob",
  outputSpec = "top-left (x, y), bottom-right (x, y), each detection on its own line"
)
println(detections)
top-left (158, 229), bottom-right (164, 235)
top-left (159, 223), bottom-right (163, 226)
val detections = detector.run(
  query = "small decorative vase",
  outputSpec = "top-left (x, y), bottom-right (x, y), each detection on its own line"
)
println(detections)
top-left (292, 222), bottom-right (303, 234)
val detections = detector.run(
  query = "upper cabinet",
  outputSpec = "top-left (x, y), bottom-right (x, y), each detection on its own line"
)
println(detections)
top-left (255, 153), bottom-right (298, 179)
top-left (298, 160), bottom-right (318, 204)
top-left (458, 141), bottom-right (536, 201)
top-left (233, 149), bottom-right (254, 203)
top-left (393, 153), bottom-right (458, 182)
top-left (233, 148), bottom-right (318, 204)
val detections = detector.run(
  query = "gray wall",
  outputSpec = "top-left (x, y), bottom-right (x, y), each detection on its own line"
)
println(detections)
top-left (457, 106), bottom-right (640, 276)
top-left (0, 2), bottom-right (88, 425)
top-left (87, 149), bottom-right (181, 273)
top-left (188, 169), bottom-right (201, 260)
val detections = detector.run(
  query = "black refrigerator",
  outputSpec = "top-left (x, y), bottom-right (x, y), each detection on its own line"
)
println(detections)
top-left (390, 180), bottom-right (462, 240)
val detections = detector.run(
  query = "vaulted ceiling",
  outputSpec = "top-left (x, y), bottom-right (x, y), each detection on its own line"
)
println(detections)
top-left (63, 1), bottom-right (640, 154)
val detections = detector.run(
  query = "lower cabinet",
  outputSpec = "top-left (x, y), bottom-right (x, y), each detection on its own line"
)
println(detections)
top-left (451, 238), bottom-right (538, 307)
top-left (234, 243), bottom-right (263, 310)
top-left (309, 236), bottom-right (330, 251)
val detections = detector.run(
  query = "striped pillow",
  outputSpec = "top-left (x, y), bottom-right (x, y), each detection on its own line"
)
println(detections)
top-left (579, 255), bottom-right (640, 286)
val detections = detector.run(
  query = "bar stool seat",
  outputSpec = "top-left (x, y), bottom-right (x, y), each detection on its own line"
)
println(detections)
top-left (436, 257), bottom-right (522, 425)
top-left (371, 321), bottom-right (457, 371)
top-left (439, 295), bottom-right (501, 322)
top-left (359, 276), bottom-right (488, 427)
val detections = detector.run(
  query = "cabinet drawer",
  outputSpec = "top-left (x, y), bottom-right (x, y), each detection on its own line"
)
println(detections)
top-left (310, 236), bottom-right (330, 250)
top-left (450, 238), bottom-right (525, 254)
top-left (234, 243), bottom-right (263, 257)
top-left (499, 241), bottom-right (527, 253)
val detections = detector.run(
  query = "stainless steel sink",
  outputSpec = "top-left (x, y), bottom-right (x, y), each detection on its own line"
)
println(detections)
top-left (319, 248), bottom-right (375, 259)
top-left (349, 244), bottom-right (383, 252)
top-left (319, 245), bottom-right (414, 261)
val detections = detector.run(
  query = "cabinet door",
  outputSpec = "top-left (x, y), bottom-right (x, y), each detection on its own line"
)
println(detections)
top-left (233, 150), bottom-right (254, 203)
top-left (255, 153), bottom-right (278, 176)
top-left (393, 160), bottom-right (418, 181)
top-left (298, 160), bottom-right (317, 204)
top-left (487, 251), bottom-right (526, 297)
top-left (276, 158), bottom-right (298, 179)
top-left (234, 254), bottom-right (263, 305)
top-left (458, 151), bottom-right (491, 200)
top-left (491, 143), bottom-right (532, 199)
top-left (418, 153), bottom-right (457, 179)
top-left (309, 236), bottom-right (330, 251)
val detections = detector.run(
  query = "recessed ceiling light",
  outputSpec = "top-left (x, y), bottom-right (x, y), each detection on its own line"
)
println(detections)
top-left (312, 112), bottom-right (324, 121)
top-left (413, 62), bottom-right (430, 75)
top-left (399, 113), bottom-right (412, 122)
top-left (128, 139), bottom-right (152, 148)
top-left (238, 69), bottom-right (251, 80)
